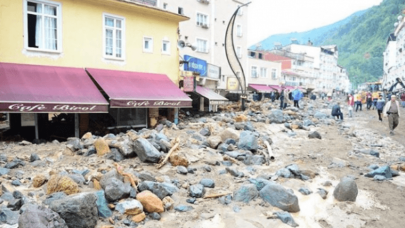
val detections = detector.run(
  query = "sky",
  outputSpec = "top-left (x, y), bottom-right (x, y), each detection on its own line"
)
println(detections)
top-left (247, 0), bottom-right (384, 45)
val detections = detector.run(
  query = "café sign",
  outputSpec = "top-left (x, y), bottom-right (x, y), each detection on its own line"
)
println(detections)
top-left (0, 103), bottom-right (108, 113)
top-left (111, 100), bottom-right (192, 108)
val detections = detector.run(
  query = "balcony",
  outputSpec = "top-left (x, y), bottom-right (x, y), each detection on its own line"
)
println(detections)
top-left (129, 0), bottom-right (157, 6)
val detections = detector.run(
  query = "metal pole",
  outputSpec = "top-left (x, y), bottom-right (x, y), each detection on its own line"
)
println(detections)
top-left (75, 113), bottom-right (79, 138)
top-left (34, 113), bottom-right (39, 140)
top-left (174, 108), bottom-right (179, 125)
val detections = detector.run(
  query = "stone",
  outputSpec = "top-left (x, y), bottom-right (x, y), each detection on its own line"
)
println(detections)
top-left (273, 211), bottom-right (299, 227)
top-left (333, 177), bottom-right (358, 202)
top-left (369, 150), bottom-right (380, 158)
top-left (374, 175), bottom-right (386, 181)
top-left (365, 166), bottom-right (392, 178)
top-left (18, 204), bottom-right (68, 228)
top-left (169, 153), bottom-right (189, 167)
top-left (46, 175), bottom-right (79, 195)
top-left (81, 132), bottom-right (92, 140)
top-left (199, 128), bottom-right (211, 137)
top-left (189, 184), bottom-right (205, 198)
top-left (162, 196), bottom-right (174, 210)
top-left (137, 181), bottom-right (178, 200)
top-left (0, 168), bottom-right (10, 176)
top-left (1, 192), bottom-right (14, 202)
top-left (177, 166), bottom-right (188, 175)
top-left (218, 195), bottom-right (232, 205)
top-left (269, 110), bottom-right (284, 123)
top-left (136, 190), bottom-right (164, 213)
top-left (5, 162), bottom-right (21, 169)
top-left (238, 131), bottom-right (258, 152)
top-left (11, 180), bottom-right (21, 186)
top-left (0, 207), bottom-right (19, 225)
top-left (226, 167), bottom-right (243, 177)
top-left (7, 199), bottom-right (23, 211)
top-left (30, 154), bottom-right (40, 162)
top-left (131, 212), bottom-right (146, 223)
top-left (104, 178), bottom-right (131, 202)
top-left (106, 148), bottom-right (125, 162)
top-left (68, 174), bottom-right (85, 185)
top-left (298, 187), bottom-right (312, 195)
top-left (259, 182), bottom-right (300, 212)
top-left (317, 188), bottom-right (328, 199)
top-left (308, 131), bottom-right (322, 139)
top-left (314, 112), bottom-right (327, 119)
top-left (67, 138), bottom-right (81, 151)
top-left (233, 184), bottom-right (259, 203)
top-left (303, 119), bottom-right (315, 127)
top-left (220, 128), bottom-right (240, 141)
top-left (94, 138), bottom-right (111, 156)
top-left (12, 191), bottom-right (23, 199)
top-left (94, 190), bottom-right (112, 218)
top-left (322, 181), bottom-right (332, 187)
top-left (276, 168), bottom-right (292, 178)
top-left (199, 179), bottom-right (215, 188)
top-left (138, 172), bottom-right (157, 182)
top-left (43, 192), bottom-right (67, 205)
top-left (150, 212), bottom-right (161, 220)
top-left (192, 133), bottom-right (205, 142)
top-left (186, 198), bottom-right (196, 204)
top-left (368, 164), bottom-right (379, 170)
top-left (248, 178), bottom-right (272, 191)
top-left (174, 205), bottom-right (194, 212)
top-left (207, 136), bottom-right (222, 149)
top-left (99, 169), bottom-right (123, 189)
top-left (116, 199), bottom-right (143, 215)
top-left (132, 138), bottom-right (162, 163)
top-left (50, 192), bottom-right (98, 228)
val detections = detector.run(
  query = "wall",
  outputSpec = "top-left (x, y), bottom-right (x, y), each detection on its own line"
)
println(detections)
top-left (247, 57), bottom-right (281, 86)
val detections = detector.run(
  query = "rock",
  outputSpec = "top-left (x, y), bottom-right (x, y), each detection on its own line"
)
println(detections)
top-left (303, 119), bottom-right (315, 127)
top-left (99, 169), bottom-right (123, 189)
top-left (5, 161), bottom-right (21, 169)
top-left (248, 178), bottom-right (272, 191)
top-left (94, 190), bottom-right (112, 218)
top-left (18, 204), bottom-right (68, 228)
top-left (226, 167), bottom-right (244, 177)
top-left (269, 110), bottom-right (284, 123)
top-left (136, 190), bottom-right (164, 213)
top-left (259, 182), bottom-right (300, 212)
top-left (30, 154), bottom-right (40, 162)
top-left (46, 175), bottom-right (79, 195)
top-left (7, 199), bottom-right (23, 211)
top-left (81, 132), bottom-right (92, 140)
top-left (131, 212), bottom-right (146, 222)
top-left (106, 148), bottom-right (125, 162)
top-left (177, 166), bottom-right (188, 175)
top-left (273, 211), bottom-right (299, 227)
top-left (365, 166), bottom-right (392, 178)
top-left (50, 192), bottom-right (98, 228)
top-left (174, 205), bottom-right (194, 212)
top-left (218, 195), bottom-right (232, 205)
top-left (68, 174), bottom-right (85, 185)
top-left (162, 196), bottom-right (174, 210)
top-left (369, 150), bottom-right (380, 158)
top-left (368, 164), bottom-right (379, 170)
top-left (374, 175), bottom-right (386, 181)
top-left (94, 138), bottom-right (111, 156)
top-left (276, 168), bottom-right (292, 178)
top-left (137, 181), bottom-right (178, 200)
top-left (244, 121), bottom-right (255, 131)
top-left (0, 168), bottom-right (10, 176)
top-left (322, 181), bottom-right (332, 187)
top-left (32, 175), bottom-right (47, 188)
top-left (199, 128), bottom-right (211, 137)
top-left (333, 177), bottom-right (358, 202)
top-left (238, 131), bottom-right (258, 152)
top-left (314, 112), bottom-right (327, 119)
top-left (186, 198), bottom-right (196, 204)
top-left (132, 138), bottom-right (162, 163)
top-left (298, 187), bottom-right (312, 195)
top-left (233, 184), bottom-right (259, 203)
top-left (43, 192), bottom-right (67, 205)
top-left (192, 133), bottom-right (205, 142)
top-left (12, 191), bottom-right (23, 199)
top-left (199, 179), bottom-right (215, 188)
top-left (169, 153), bottom-right (189, 167)
top-left (116, 199), bottom-right (143, 215)
top-left (317, 188), bottom-right (328, 199)
top-left (308, 131), bottom-right (322, 139)
top-left (207, 136), bottom-right (222, 149)
top-left (0, 207), bottom-right (19, 225)
top-left (189, 184), bottom-right (205, 198)
top-left (11, 180), bottom-right (21, 186)
top-left (220, 128), bottom-right (240, 141)
top-left (104, 178), bottom-right (131, 202)
top-left (150, 212), bottom-right (161, 220)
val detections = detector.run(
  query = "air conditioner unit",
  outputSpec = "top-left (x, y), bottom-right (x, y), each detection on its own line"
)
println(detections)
top-left (198, 78), bottom-right (206, 85)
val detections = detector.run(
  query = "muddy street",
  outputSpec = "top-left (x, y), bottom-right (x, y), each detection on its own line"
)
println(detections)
top-left (1, 98), bottom-right (405, 228)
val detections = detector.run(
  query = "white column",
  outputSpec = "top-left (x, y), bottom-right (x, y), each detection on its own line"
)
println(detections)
top-left (75, 113), bottom-right (79, 138)
top-left (34, 113), bottom-right (39, 140)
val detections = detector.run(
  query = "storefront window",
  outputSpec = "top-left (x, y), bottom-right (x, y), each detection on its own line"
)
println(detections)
top-left (109, 108), bottom-right (147, 127)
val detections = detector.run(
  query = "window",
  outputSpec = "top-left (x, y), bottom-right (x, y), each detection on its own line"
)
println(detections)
top-left (238, 7), bottom-right (243, 16)
top-left (25, 0), bottom-right (61, 51)
top-left (196, 38), bottom-right (208, 53)
top-left (163, 3), bottom-right (168, 9)
top-left (236, 46), bottom-right (241, 58)
top-left (143, 37), bottom-right (153, 53)
top-left (258, 53), bottom-right (263, 59)
top-left (251, 66), bottom-right (258, 78)
top-left (178, 7), bottom-right (184, 15)
top-left (250, 52), bottom-right (256, 57)
top-left (272, 69), bottom-right (277, 79)
top-left (104, 14), bottom-right (125, 59)
top-left (197, 13), bottom-right (209, 27)
top-left (237, 25), bottom-right (242, 37)
top-left (260, 68), bottom-right (267, 78)
top-left (109, 108), bottom-right (147, 128)
top-left (162, 40), bottom-right (170, 54)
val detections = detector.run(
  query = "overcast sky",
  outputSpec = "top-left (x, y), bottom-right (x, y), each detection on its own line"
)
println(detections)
top-left (247, 0), bottom-right (384, 45)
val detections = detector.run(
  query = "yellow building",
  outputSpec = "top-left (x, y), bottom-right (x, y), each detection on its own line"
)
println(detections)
top-left (0, 0), bottom-right (192, 139)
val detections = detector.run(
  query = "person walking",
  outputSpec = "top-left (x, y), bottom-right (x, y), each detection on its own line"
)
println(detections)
top-left (283, 89), bottom-right (292, 109)
top-left (355, 93), bottom-right (362, 112)
top-left (383, 95), bottom-right (401, 135)
top-left (401, 92), bottom-right (405, 108)
top-left (279, 87), bottom-right (285, 110)
top-left (372, 91), bottom-right (379, 110)
top-left (292, 86), bottom-right (303, 108)
top-left (376, 95), bottom-right (385, 121)
top-left (331, 102), bottom-right (343, 120)
top-left (366, 91), bottom-right (372, 110)
top-left (348, 94), bottom-right (354, 118)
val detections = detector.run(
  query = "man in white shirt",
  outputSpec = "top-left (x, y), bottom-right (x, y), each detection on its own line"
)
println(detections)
top-left (383, 95), bottom-right (401, 135)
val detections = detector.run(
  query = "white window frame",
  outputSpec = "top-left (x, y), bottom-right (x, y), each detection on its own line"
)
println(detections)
top-left (196, 12), bottom-right (209, 28)
top-left (238, 7), bottom-right (243, 16)
top-left (236, 24), bottom-right (243, 37)
top-left (236, 46), bottom-right (242, 58)
top-left (143, 36), bottom-right (154, 53)
top-left (272, 69), bottom-right (277, 79)
top-left (196, 38), bottom-right (209, 53)
top-left (260, 67), bottom-right (267, 78)
top-left (23, 0), bottom-right (63, 53)
top-left (251, 66), bottom-right (258, 78)
top-left (103, 13), bottom-right (125, 60)
top-left (162, 39), bottom-right (170, 55)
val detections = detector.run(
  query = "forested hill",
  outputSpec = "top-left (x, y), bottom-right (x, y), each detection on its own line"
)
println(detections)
top-left (251, 0), bottom-right (405, 86)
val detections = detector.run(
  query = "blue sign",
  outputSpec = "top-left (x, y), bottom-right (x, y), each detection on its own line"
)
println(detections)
top-left (184, 55), bottom-right (207, 76)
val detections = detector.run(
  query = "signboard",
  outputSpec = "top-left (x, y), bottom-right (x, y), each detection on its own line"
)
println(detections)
top-left (111, 100), bottom-right (192, 108)
top-left (183, 76), bottom-right (195, 92)
top-left (184, 55), bottom-right (207, 76)
top-left (227, 77), bottom-right (240, 91)
top-left (207, 64), bottom-right (221, 80)
top-left (0, 103), bottom-right (108, 113)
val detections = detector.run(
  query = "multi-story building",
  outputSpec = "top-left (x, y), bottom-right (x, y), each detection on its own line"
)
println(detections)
top-left (382, 33), bottom-right (397, 89)
top-left (159, 0), bottom-right (248, 107)
top-left (0, 0), bottom-right (191, 139)
top-left (246, 57), bottom-right (282, 97)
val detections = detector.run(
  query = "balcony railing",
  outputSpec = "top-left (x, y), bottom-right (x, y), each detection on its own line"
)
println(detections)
top-left (129, 0), bottom-right (157, 6)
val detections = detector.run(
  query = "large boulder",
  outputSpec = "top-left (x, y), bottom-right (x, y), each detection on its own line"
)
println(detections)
top-left (333, 177), bottom-right (358, 202)
top-left (0, 207), bottom-right (19, 225)
top-left (132, 138), bottom-right (162, 163)
top-left (136, 190), bottom-right (164, 213)
top-left (269, 110), bottom-right (284, 123)
top-left (50, 192), bottom-right (98, 228)
top-left (238, 131), bottom-right (258, 152)
top-left (94, 191), bottom-right (112, 218)
top-left (220, 128), bottom-right (240, 141)
top-left (365, 166), bottom-right (392, 178)
top-left (46, 175), bottom-right (79, 195)
top-left (104, 178), bottom-right (131, 202)
top-left (233, 184), bottom-right (259, 203)
top-left (18, 204), bottom-right (68, 228)
top-left (259, 182), bottom-right (300, 212)
top-left (207, 136), bottom-right (222, 149)
top-left (94, 138), bottom-right (110, 156)
top-left (99, 169), bottom-right (123, 190)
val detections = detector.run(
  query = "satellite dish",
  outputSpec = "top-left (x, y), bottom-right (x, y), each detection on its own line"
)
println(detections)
top-left (178, 40), bottom-right (186, 49)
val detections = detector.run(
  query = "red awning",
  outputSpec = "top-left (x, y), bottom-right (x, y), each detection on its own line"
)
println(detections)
top-left (86, 68), bottom-right (192, 108)
top-left (269, 85), bottom-right (283, 92)
top-left (249, 84), bottom-right (276, 93)
top-left (0, 62), bottom-right (108, 113)
top-left (195, 86), bottom-right (228, 105)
